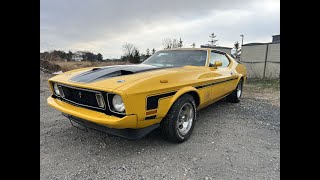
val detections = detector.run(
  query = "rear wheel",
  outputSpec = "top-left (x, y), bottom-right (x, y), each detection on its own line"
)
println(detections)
top-left (226, 79), bottom-right (243, 103)
top-left (160, 94), bottom-right (196, 143)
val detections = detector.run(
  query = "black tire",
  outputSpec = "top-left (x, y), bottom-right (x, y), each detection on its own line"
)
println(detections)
top-left (160, 94), bottom-right (196, 143)
top-left (226, 78), bottom-right (243, 103)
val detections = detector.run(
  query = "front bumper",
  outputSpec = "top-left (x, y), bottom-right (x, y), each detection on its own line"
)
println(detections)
top-left (64, 113), bottom-right (159, 139)
top-left (47, 96), bottom-right (137, 129)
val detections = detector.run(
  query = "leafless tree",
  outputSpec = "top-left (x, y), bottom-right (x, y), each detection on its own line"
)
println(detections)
top-left (162, 38), bottom-right (179, 49)
top-left (191, 42), bottom-right (196, 48)
top-left (122, 43), bottom-right (137, 57)
top-left (40, 50), bottom-right (58, 61)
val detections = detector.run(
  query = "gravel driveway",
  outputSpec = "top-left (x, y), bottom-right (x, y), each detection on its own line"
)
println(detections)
top-left (40, 73), bottom-right (280, 180)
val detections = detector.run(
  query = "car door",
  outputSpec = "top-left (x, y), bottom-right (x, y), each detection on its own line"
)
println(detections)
top-left (208, 51), bottom-right (235, 101)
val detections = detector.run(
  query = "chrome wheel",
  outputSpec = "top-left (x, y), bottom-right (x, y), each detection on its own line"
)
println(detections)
top-left (237, 81), bottom-right (242, 98)
top-left (177, 102), bottom-right (194, 136)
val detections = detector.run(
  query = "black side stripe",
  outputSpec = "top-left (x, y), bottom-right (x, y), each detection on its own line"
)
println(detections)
top-left (146, 91), bottom-right (176, 110)
top-left (145, 77), bottom-right (237, 110)
top-left (145, 115), bottom-right (156, 120)
top-left (195, 78), bottom-right (238, 89)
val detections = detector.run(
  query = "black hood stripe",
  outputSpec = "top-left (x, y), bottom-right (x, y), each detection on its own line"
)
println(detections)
top-left (70, 64), bottom-right (170, 83)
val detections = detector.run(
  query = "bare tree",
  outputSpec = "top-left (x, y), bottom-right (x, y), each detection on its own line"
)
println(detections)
top-left (162, 38), bottom-right (179, 49)
top-left (122, 43), bottom-right (136, 57)
top-left (162, 39), bottom-right (172, 49)
top-left (40, 50), bottom-right (59, 61)
top-left (191, 42), bottom-right (196, 48)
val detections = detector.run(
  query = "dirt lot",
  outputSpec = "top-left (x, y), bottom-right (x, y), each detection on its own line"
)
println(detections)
top-left (40, 72), bottom-right (280, 180)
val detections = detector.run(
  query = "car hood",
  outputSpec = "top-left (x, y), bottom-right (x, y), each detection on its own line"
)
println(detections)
top-left (69, 64), bottom-right (164, 83)
top-left (49, 64), bottom-right (180, 92)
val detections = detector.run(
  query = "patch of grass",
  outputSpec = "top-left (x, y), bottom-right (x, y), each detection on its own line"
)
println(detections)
top-left (246, 78), bottom-right (280, 90)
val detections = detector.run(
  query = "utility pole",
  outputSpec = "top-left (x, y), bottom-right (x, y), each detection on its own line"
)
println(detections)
top-left (240, 34), bottom-right (244, 46)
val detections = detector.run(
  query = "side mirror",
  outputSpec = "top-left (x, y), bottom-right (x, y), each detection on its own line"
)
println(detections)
top-left (209, 61), bottom-right (222, 68)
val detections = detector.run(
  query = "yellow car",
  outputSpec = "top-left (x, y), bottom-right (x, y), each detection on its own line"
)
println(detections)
top-left (47, 48), bottom-right (246, 142)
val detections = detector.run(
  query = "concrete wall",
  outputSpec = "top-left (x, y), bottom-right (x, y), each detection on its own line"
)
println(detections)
top-left (240, 43), bottom-right (280, 78)
top-left (265, 43), bottom-right (280, 78)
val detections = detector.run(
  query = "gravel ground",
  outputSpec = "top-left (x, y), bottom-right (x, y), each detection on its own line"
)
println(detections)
top-left (40, 73), bottom-right (280, 180)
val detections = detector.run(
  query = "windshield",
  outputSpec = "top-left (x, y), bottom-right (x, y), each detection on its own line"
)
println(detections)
top-left (142, 50), bottom-right (207, 67)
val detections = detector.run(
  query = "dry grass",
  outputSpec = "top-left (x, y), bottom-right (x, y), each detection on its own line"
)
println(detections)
top-left (246, 78), bottom-right (280, 90)
top-left (244, 78), bottom-right (280, 107)
top-left (50, 61), bottom-right (129, 72)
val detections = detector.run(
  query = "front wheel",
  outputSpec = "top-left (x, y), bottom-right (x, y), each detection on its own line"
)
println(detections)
top-left (160, 94), bottom-right (196, 143)
top-left (226, 79), bottom-right (243, 103)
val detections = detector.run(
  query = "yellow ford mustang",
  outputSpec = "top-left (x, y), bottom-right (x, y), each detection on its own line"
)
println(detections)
top-left (47, 48), bottom-right (246, 142)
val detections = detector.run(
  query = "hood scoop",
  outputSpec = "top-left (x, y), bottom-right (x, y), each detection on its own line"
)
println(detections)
top-left (69, 64), bottom-right (163, 83)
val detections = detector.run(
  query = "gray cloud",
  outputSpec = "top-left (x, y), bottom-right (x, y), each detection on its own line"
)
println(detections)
top-left (40, 0), bottom-right (279, 58)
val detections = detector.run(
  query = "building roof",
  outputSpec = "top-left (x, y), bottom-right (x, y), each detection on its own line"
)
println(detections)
top-left (200, 45), bottom-right (232, 49)
top-left (243, 35), bottom-right (280, 46)
top-left (242, 42), bottom-right (280, 46)
top-left (160, 48), bottom-right (212, 51)
top-left (160, 48), bottom-right (227, 54)
top-left (242, 42), bottom-right (269, 46)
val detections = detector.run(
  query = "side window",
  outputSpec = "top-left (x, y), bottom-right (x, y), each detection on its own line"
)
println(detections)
top-left (219, 54), bottom-right (230, 68)
top-left (210, 51), bottom-right (230, 68)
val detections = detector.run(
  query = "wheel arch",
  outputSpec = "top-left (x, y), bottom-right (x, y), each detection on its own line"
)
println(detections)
top-left (169, 86), bottom-right (201, 110)
top-left (157, 86), bottom-right (200, 122)
top-left (238, 75), bottom-right (245, 84)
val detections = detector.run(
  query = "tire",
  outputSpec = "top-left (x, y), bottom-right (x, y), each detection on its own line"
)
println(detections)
top-left (226, 78), bottom-right (243, 103)
top-left (160, 94), bottom-right (196, 143)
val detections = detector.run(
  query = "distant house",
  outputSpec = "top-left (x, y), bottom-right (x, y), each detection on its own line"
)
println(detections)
top-left (200, 45), bottom-right (232, 54)
top-left (72, 51), bottom-right (85, 61)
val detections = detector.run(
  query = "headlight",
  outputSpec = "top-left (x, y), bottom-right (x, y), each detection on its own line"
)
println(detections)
top-left (53, 83), bottom-right (60, 96)
top-left (112, 94), bottom-right (125, 112)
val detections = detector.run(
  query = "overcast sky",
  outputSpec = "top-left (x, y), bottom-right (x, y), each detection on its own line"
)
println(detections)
top-left (40, 0), bottom-right (280, 59)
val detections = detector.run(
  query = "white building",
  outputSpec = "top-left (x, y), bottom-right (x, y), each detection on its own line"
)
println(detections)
top-left (72, 51), bottom-right (86, 61)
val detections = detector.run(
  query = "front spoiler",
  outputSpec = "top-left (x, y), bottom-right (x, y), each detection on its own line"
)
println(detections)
top-left (63, 113), bottom-right (160, 140)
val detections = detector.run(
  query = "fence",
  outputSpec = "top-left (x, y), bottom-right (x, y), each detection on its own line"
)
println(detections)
top-left (240, 43), bottom-right (280, 78)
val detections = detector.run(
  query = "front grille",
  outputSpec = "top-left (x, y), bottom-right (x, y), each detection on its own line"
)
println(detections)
top-left (59, 85), bottom-right (105, 110)
top-left (52, 83), bottom-right (126, 118)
